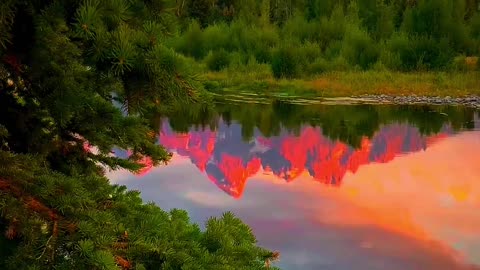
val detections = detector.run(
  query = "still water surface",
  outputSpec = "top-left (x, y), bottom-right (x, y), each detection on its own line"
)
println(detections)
top-left (108, 102), bottom-right (480, 270)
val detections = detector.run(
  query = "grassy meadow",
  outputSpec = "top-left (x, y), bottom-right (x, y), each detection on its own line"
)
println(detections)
top-left (202, 69), bottom-right (480, 98)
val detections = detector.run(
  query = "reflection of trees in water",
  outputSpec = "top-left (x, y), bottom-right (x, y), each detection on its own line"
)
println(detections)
top-left (161, 101), bottom-right (478, 147)
top-left (156, 102), bottom-right (219, 133)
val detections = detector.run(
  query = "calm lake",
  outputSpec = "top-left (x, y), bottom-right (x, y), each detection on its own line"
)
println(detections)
top-left (107, 101), bottom-right (480, 270)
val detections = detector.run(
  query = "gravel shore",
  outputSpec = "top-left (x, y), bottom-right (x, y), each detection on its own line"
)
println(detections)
top-left (351, 94), bottom-right (480, 108)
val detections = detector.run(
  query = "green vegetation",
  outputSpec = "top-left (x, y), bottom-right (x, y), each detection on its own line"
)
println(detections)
top-left (203, 70), bottom-right (480, 97)
top-left (169, 0), bottom-right (480, 95)
top-left (0, 152), bottom-right (278, 270)
top-left (0, 1), bottom-right (278, 269)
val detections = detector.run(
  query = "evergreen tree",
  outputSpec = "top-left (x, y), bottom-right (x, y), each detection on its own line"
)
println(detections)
top-left (270, 0), bottom-right (294, 25)
top-left (307, 0), bottom-right (335, 20)
top-left (1, 0), bottom-right (205, 173)
top-left (357, 0), bottom-right (395, 40)
top-left (0, 151), bottom-right (279, 269)
top-left (184, 0), bottom-right (216, 27)
top-left (0, 0), bottom-right (279, 269)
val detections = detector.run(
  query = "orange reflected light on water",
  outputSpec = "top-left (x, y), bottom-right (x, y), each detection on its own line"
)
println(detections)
top-left (108, 126), bottom-right (480, 268)
top-left (255, 131), bottom-right (480, 265)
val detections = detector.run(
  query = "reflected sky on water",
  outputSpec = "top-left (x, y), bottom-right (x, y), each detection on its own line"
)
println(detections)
top-left (108, 105), bottom-right (480, 270)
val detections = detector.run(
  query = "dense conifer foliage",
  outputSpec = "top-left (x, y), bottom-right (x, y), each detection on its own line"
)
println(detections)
top-left (172, 0), bottom-right (480, 78)
top-left (0, 1), bottom-right (278, 269)
top-left (0, 151), bottom-right (277, 269)
top-left (1, 0), bottom-right (203, 171)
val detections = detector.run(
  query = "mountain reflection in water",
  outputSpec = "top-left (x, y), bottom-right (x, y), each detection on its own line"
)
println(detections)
top-left (108, 104), bottom-right (480, 270)
top-left (158, 121), bottom-right (453, 198)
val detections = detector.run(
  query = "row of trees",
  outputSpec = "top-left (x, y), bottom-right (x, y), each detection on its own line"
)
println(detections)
top-left (0, 0), bottom-right (278, 269)
top-left (178, 0), bottom-right (480, 27)
top-left (171, 0), bottom-right (480, 78)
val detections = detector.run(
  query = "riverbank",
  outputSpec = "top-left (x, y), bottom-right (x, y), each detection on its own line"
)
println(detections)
top-left (203, 70), bottom-right (480, 99)
top-left (350, 94), bottom-right (480, 108)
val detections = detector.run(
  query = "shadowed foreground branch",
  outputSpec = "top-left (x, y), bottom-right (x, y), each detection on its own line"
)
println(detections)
top-left (0, 151), bottom-right (279, 269)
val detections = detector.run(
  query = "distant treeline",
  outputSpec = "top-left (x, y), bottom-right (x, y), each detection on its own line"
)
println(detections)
top-left (169, 0), bottom-right (480, 78)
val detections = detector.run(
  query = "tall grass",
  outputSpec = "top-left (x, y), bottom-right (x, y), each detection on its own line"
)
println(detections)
top-left (203, 70), bottom-right (480, 97)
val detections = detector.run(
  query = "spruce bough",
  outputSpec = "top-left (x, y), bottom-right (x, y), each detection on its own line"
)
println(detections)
top-left (0, 151), bottom-right (278, 269)
top-left (0, 0), bottom-right (279, 269)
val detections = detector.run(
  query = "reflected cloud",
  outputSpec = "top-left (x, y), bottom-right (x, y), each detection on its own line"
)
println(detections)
top-left (182, 191), bottom-right (236, 207)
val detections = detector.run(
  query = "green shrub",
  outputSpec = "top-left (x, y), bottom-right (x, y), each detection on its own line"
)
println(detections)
top-left (260, 26), bottom-right (281, 47)
top-left (386, 32), bottom-right (414, 70)
top-left (401, 0), bottom-right (449, 38)
top-left (297, 42), bottom-right (322, 64)
top-left (247, 26), bottom-right (279, 63)
top-left (401, 0), bottom-right (471, 56)
top-left (282, 15), bottom-right (321, 43)
top-left (451, 55), bottom-right (469, 72)
top-left (253, 46), bottom-right (272, 63)
top-left (410, 36), bottom-right (453, 70)
top-left (203, 23), bottom-right (232, 52)
top-left (318, 5), bottom-right (347, 50)
top-left (168, 0), bottom-right (479, 76)
top-left (471, 14), bottom-right (480, 40)
top-left (270, 46), bottom-right (299, 79)
top-left (203, 80), bottom-right (222, 91)
top-left (470, 14), bottom-right (480, 55)
top-left (228, 20), bottom-right (252, 52)
top-left (448, 20), bottom-right (471, 53)
top-left (228, 51), bottom-right (248, 68)
top-left (306, 57), bottom-right (330, 75)
top-left (243, 56), bottom-right (272, 78)
top-left (324, 40), bottom-right (343, 60)
top-left (175, 21), bottom-right (205, 59)
top-left (377, 39), bottom-right (402, 71)
top-left (330, 56), bottom-right (350, 71)
top-left (386, 33), bottom-right (453, 71)
top-left (341, 25), bottom-right (379, 70)
top-left (372, 61), bottom-right (388, 71)
top-left (205, 49), bottom-right (231, 71)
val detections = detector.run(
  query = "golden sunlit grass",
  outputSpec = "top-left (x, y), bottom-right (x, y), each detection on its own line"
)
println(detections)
top-left (465, 56), bottom-right (478, 68)
top-left (203, 70), bottom-right (480, 97)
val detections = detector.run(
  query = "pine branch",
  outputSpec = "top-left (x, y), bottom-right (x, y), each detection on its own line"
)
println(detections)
top-left (36, 234), bottom-right (53, 259)
top-left (0, 178), bottom-right (60, 222)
